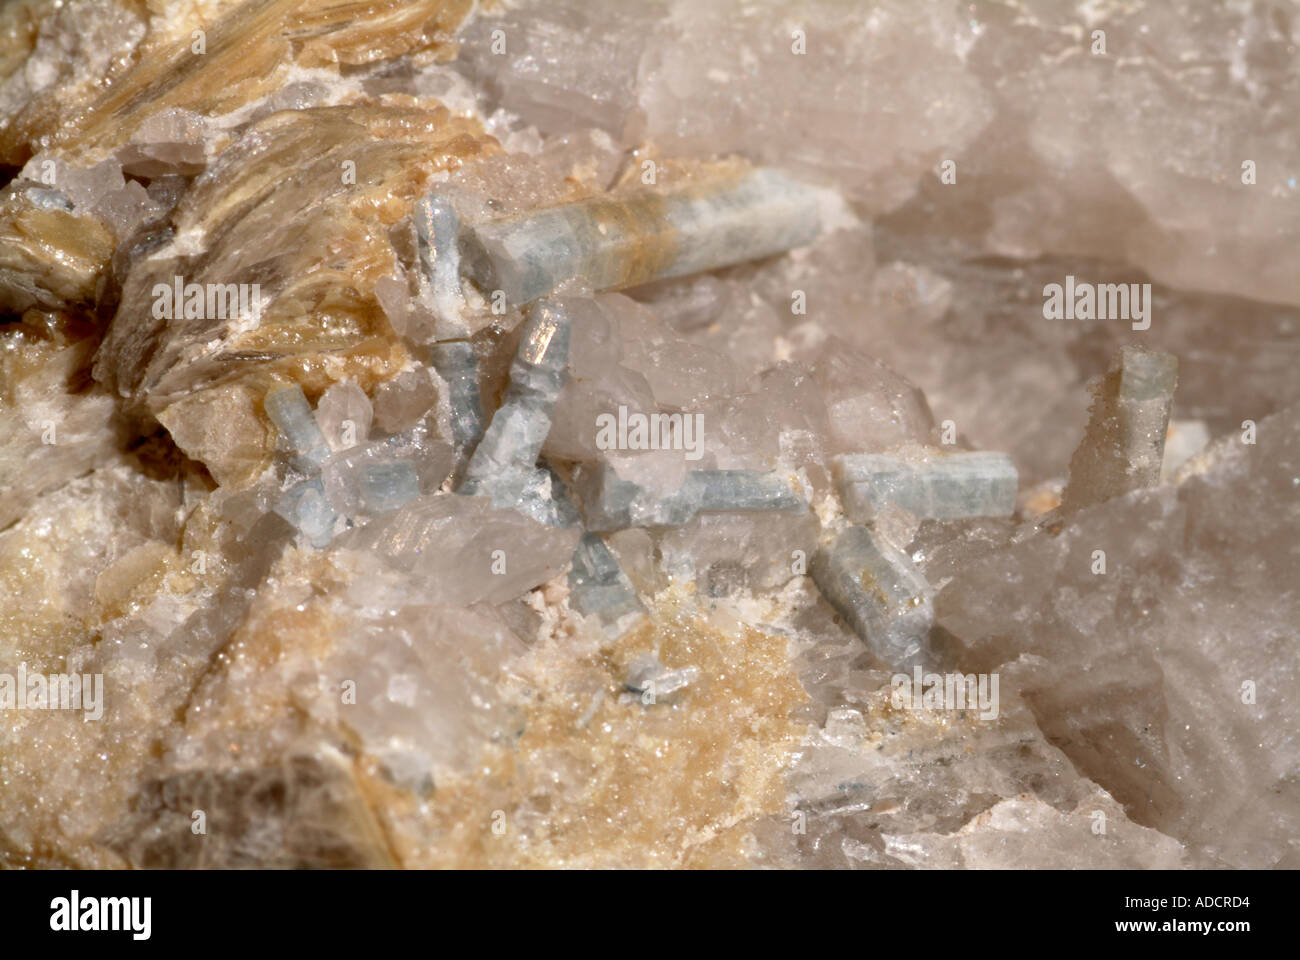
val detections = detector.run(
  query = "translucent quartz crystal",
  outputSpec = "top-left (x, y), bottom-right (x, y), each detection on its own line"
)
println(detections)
top-left (430, 341), bottom-right (487, 457)
top-left (624, 653), bottom-right (699, 701)
top-left (935, 406), bottom-right (1300, 867)
top-left (455, 0), bottom-right (664, 138)
top-left (460, 300), bottom-right (571, 511)
top-left (834, 451), bottom-right (1018, 523)
top-left (318, 605), bottom-right (526, 793)
top-left (812, 338), bottom-right (935, 455)
top-left (414, 193), bottom-right (467, 332)
top-left (313, 380), bottom-right (372, 452)
top-left (580, 462), bottom-right (806, 532)
top-left (568, 532), bottom-right (645, 636)
top-left (1062, 347), bottom-right (1178, 512)
top-left (333, 493), bottom-right (580, 607)
top-left (359, 460), bottom-right (420, 514)
top-left (320, 432), bottom-right (452, 517)
top-left (657, 511), bottom-right (820, 596)
top-left (274, 479), bottom-right (337, 549)
top-left (811, 525), bottom-right (935, 670)
top-left (460, 168), bottom-right (829, 308)
top-left (371, 368), bottom-right (439, 435)
top-left (543, 297), bottom-right (659, 462)
top-left (264, 383), bottom-right (330, 471)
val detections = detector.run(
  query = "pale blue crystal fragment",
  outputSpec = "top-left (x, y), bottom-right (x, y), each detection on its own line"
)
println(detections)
top-left (430, 340), bottom-right (486, 459)
top-left (811, 525), bottom-right (934, 671)
top-left (413, 193), bottom-right (466, 328)
top-left (568, 532), bottom-right (644, 635)
top-left (274, 478), bottom-right (337, 549)
top-left (460, 299), bottom-right (571, 513)
top-left (360, 460), bottom-right (420, 514)
top-left (580, 463), bottom-right (805, 532)
top-left (264, 383), bottom-right (330, 471)
top-left (461, 168), bottom-right (828, 309)
top-left (834, 451), bottom-right (1018, 523)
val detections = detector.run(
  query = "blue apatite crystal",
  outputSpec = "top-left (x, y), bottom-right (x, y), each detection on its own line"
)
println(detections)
top-left (581, 463), bottom-right (805, 532)
top-left (264, 383), bottom-right (330, 471)
top-left (360, 460), bottom-right (420, 514)
top-left (811, 525), bottom-right (935, 671)
top-left (834, 451), bottom-right (1018, 523)
top-left (568, 533), bottom-right (644, 634)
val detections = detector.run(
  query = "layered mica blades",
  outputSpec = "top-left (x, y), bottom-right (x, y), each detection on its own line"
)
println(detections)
top-left (0, 0), bottom-right (1296, 877)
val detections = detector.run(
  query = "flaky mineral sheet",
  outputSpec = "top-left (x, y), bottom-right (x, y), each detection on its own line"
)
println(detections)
top-left (0, 0), bottom-right (1296, 870)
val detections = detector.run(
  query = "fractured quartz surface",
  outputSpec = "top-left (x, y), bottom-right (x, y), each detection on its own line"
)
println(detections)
top-left (0, 0), bottom-right (1296, 871)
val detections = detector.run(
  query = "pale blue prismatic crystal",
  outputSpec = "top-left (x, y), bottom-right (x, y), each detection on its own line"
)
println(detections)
top-left (833, 451), bottom-right (1018, 523)
top-left (273, 478), bottom-right (337, 549)
top-left (811, 525), bottom-right (935, 671)
top-left (460, 168), bottom-right (828, 308)
top-left (430, 340), bottom-right (486, 459)
top-left (264, 383), bottom-right (330, 471)
top-left (413, 192), bottom-right (467, 327)
top-left (568, 532), bottom-right (645, 636)
top-left (459, 299), bottom-right (571, 512)
top-left (580, 463), bottom-right (805, 532)
top-left (359, 460), bottom-right (420, 514)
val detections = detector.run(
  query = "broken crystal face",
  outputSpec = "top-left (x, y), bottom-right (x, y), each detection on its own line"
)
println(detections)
top-left (1, 0), bottom-right (1296, 875)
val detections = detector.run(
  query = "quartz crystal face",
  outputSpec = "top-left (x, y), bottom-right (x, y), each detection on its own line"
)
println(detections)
top-left (0, 0), bottom-right (1296, 875)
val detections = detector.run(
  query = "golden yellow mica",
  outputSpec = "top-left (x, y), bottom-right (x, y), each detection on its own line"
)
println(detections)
top-left (95, 101), bottom-right (497, 424)
top-left (0, 202), bottom-right (116, 311)
top-left (38, 0), bottom-right (472, 166)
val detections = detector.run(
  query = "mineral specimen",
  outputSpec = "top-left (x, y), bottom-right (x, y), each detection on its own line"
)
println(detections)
top-left (460, 167), bottom-right (831, 308)
top-left (568, 532), bottom-right (645, 638)
top-left (414, 193), bottom-right (468, 333)
top-left (834, 450), bottom-right (1019, 523)
top-left (811, 525), bottom-right (936, 671)
top-left (579, 462), bottom-right (806, 532)
top-left (1, 0), bottom-right (1296, 875)
top-left (459, 298), bottom-right (572, 512)
top-left (431, 340), bottom-right (487, 461)
top-left (264, 383), bottom-right (331, 472)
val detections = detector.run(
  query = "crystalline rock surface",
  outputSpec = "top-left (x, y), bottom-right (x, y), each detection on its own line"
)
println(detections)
top-left (0, 0), bottom-right (1296, 870)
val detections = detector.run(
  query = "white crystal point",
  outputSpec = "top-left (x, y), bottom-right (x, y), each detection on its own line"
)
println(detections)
top-left (461, 168), bottom-right (830, 308)
top-left (1160, 419), bottom-right (1210, 482)
top-left (568, 532), bottom-right (644, 637)
top-left (812, 525), bottom-right (935, 670)
top-left (834, 450), bottom-right (1018, 523)
top-left (460, 299), bottom-right (572, 516)
top-left (264, 382), bottom-right (330, 470)
top-left (414, 193), bottom-right (467, 332)
top-left (579, 461), bottom-right (806, 532)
